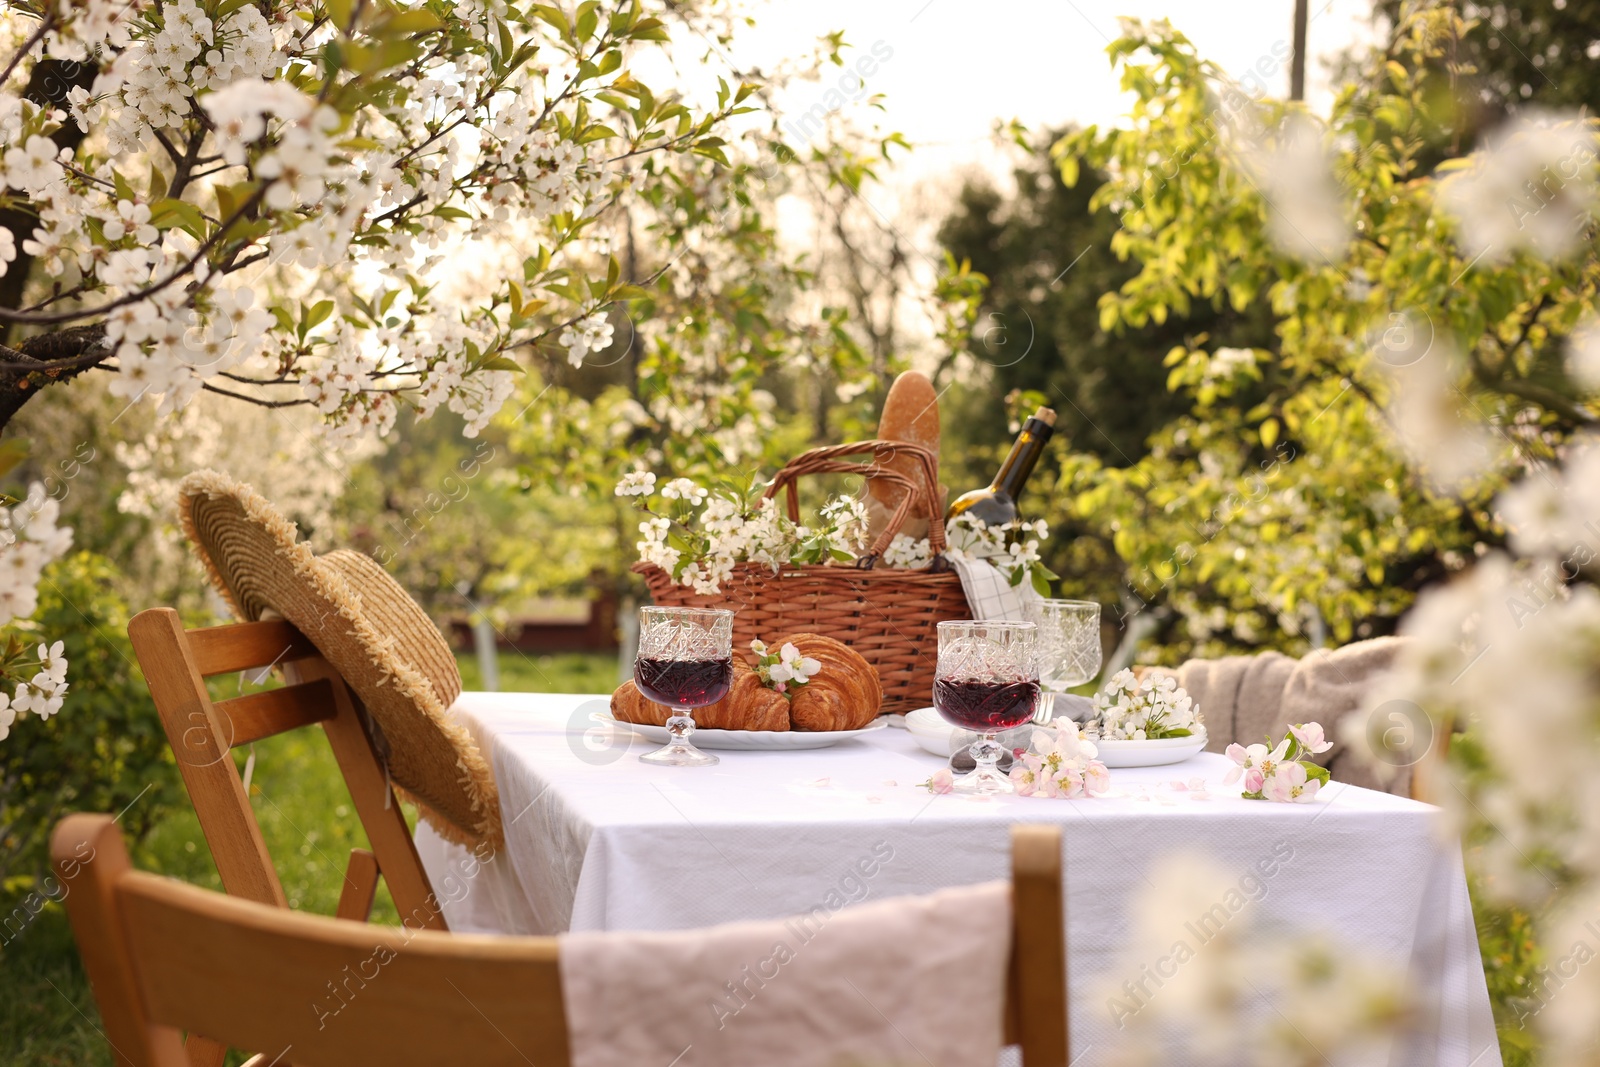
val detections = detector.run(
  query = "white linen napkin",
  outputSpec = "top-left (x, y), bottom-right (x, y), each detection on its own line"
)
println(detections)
top-left (949, 555), bottom-right (1040, 621)
top-left (558, 880), bottom-right (1011, 1067)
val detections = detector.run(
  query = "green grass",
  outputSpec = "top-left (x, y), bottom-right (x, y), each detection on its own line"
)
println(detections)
top-left (454, 646), bottom-right (621, 693)
top-left (2, 652), bottom-right (614, 1067)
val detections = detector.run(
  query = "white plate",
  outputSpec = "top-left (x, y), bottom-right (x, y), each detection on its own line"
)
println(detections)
top-left (903, 707), bottom-right (1208, 767)
top-left (1095, 731), bottom-right (1209, 767)
top-left (902, 707), bottom-right (1034, 759)
top-left (591, 711), bottom-right (889, 751)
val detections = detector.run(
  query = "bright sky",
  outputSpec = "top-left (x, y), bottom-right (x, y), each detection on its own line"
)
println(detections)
top-left (729, 0), bottom-right (1377, 181)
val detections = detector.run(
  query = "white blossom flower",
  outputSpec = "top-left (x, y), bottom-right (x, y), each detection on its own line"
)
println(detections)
top-left (558, 312), bottom-right (615, 367)
top-left (1380, 343), bottom-right (1508, 494)
top-left (1437, 110), bottom-right (1600, 265)
top-left (882, 533), bottom-right (933, 569)
top-left (0, 484), bottom-right (73, 626)
top-left (1236, 115), bottom-right (1352, 263)
top-left (659, 478), bottom-right (707, 505)
top-left (614, 471), bottom-right (657, 497)
top-left (3, 135), bottom-right (61, 194)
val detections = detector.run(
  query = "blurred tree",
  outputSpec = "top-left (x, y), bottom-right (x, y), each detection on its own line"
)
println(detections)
top-left (1373, 0), bottom-right (1600, 113)
top-left (1047, 10), bottom-right (1597, 664)
top-left (937, 129), bottom-right (1277, 468)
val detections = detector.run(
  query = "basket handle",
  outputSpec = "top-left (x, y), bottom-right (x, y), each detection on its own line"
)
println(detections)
top-left (762, 440), bottom-right (947, 567)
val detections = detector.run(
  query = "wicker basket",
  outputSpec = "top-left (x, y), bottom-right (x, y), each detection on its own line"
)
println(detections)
top-left (634, 440), bottom-right (971, 712)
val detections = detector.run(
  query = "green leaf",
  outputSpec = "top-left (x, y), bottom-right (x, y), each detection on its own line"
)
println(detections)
top-left (576, 0), bottom-right (599, 41)
top-left (304, 300), bottom-right (335, 330)
top-left (1259, 417), bottom-right (1280, 449)
top-left (148, 198), bottom-right (207, 238)
top-left (325, 0), bottom-right (352, 31)
top-left (532, 4), bottom-right (571, 38)
top-left (478, 355), bottom-right (525, 374)
top-left (629, 16), bottom-right (668, 41)
top-left (374, 9), bottom-right (444, 35)
top-left (1030, 567), bottom-right (1052, 598)
top-left (147, 162), bottom-right (169, 202)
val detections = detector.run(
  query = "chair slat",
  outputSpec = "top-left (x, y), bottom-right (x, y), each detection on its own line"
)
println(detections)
top-left (334, 849), bottom-right (380, 922)
top-left (129, 608), bottom-right (289, 910)
top-left (117, 870), bottom-right (569, 1067)
top-left (1010, 824), bottom-right (1069, 1066)
top-left (213, 679), bottom-right (339, 747)
top-left (188, 619), bottom-right (320, 677)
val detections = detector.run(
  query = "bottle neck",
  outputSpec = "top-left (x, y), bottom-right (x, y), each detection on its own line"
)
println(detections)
top-left (991, 419), bottom-right (1052, 499)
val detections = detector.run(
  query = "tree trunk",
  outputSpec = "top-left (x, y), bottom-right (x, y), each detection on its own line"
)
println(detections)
top-left (1290, 0), bottom-right (1309, 101)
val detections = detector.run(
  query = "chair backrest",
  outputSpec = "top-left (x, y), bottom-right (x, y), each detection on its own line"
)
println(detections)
top-left (54, 814), bottom-right (1070, 1067)
top-left (128, 607), bottom-right (444, 932)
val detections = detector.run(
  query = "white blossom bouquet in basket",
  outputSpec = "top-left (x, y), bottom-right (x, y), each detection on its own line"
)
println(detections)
top-left (1093, 669), bottom-right (1204, 740)
top-left (616, 472), bottom-right (871, 595)
top-left (616, 470), bottom-right (1057, 597)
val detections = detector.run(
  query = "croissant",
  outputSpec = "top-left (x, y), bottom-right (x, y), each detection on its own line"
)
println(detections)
top-left (775, 633), bottom-right (883, 732)
top-left (611, 657), bottom-right (791, 731)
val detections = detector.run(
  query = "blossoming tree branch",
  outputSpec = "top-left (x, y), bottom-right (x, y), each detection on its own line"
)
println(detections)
top-left (0, 0), bottom-right (756, 439)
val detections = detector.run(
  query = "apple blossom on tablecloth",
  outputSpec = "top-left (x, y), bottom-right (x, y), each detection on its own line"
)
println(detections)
top-left (1094, 669), bottom-right (1203, 740)
top-left (749, 640), bottom-right (820, 695)
top-left (1007, 720), bottom-right (1110, 799)
top-left (1224, 722), bottom-right (1332, 803)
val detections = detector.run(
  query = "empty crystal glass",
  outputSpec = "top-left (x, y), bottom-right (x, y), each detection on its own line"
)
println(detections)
top-left (1027, 599), bottom-right (1102, 724)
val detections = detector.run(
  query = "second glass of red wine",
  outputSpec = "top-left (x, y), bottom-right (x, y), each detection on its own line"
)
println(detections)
top-left (933, 620), bottom-right (1040, 794)
top-left (633, 606), bottom-right (735, 767)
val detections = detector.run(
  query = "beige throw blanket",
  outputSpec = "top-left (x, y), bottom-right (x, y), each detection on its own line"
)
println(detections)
top-left (558, 881), bottom-right (1011, 1067)
top-left (1147, 637), bottom-right (1408, 794)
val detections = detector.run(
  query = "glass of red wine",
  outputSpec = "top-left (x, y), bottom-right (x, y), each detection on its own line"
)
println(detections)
top-left (933, 620), bottom-right (1040, 794)
top-left (633, 606), bottom-right (735, 767)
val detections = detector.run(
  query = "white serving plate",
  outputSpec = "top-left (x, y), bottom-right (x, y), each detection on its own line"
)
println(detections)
top-left (1094, 731), bottom-right (1209, 767)
top-left (591, 710), bottom-right (888, 751)
top-left (903, 707), bottom-right (1208, 767)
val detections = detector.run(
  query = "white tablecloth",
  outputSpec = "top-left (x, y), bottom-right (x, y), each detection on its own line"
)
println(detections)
top-left (416, 692), bottom-right (1501, 1066)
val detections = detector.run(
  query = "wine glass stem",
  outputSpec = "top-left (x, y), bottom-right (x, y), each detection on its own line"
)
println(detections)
top-left (664, 708), bottom-right (696, 753)
top-left (970, 732), bottom-right (1003, 774)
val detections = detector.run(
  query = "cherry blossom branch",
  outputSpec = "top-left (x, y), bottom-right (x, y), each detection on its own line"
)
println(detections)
top-left (0, 12), bottom-right (54, 88)
top-left (0, 183), bottom-right (270, 326)
top-left (199, 382), bottom-right (312, 407)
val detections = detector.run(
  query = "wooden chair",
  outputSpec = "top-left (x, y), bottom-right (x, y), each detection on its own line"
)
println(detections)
top-left (54, 814), bottom-right (1070, 1067)
top-left (128, 607), bottom-right (445, 930)
top-left (129, 608), bottom-right (452, 1067)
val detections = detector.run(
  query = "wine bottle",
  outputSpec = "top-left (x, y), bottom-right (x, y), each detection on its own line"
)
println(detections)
top-left (945, 406), bottom-right (1056, 527)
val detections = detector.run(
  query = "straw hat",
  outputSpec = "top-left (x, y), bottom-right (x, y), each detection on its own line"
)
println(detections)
top-left (178, 470), bottom-right (501, 849)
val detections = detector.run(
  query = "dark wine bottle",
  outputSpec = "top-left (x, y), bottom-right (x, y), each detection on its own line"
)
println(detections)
top-left (945, 406), bottom-right (1056, 527)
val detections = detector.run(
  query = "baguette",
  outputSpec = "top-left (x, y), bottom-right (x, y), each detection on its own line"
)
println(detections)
top-left (865, 371), bottom-right (945, 542)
